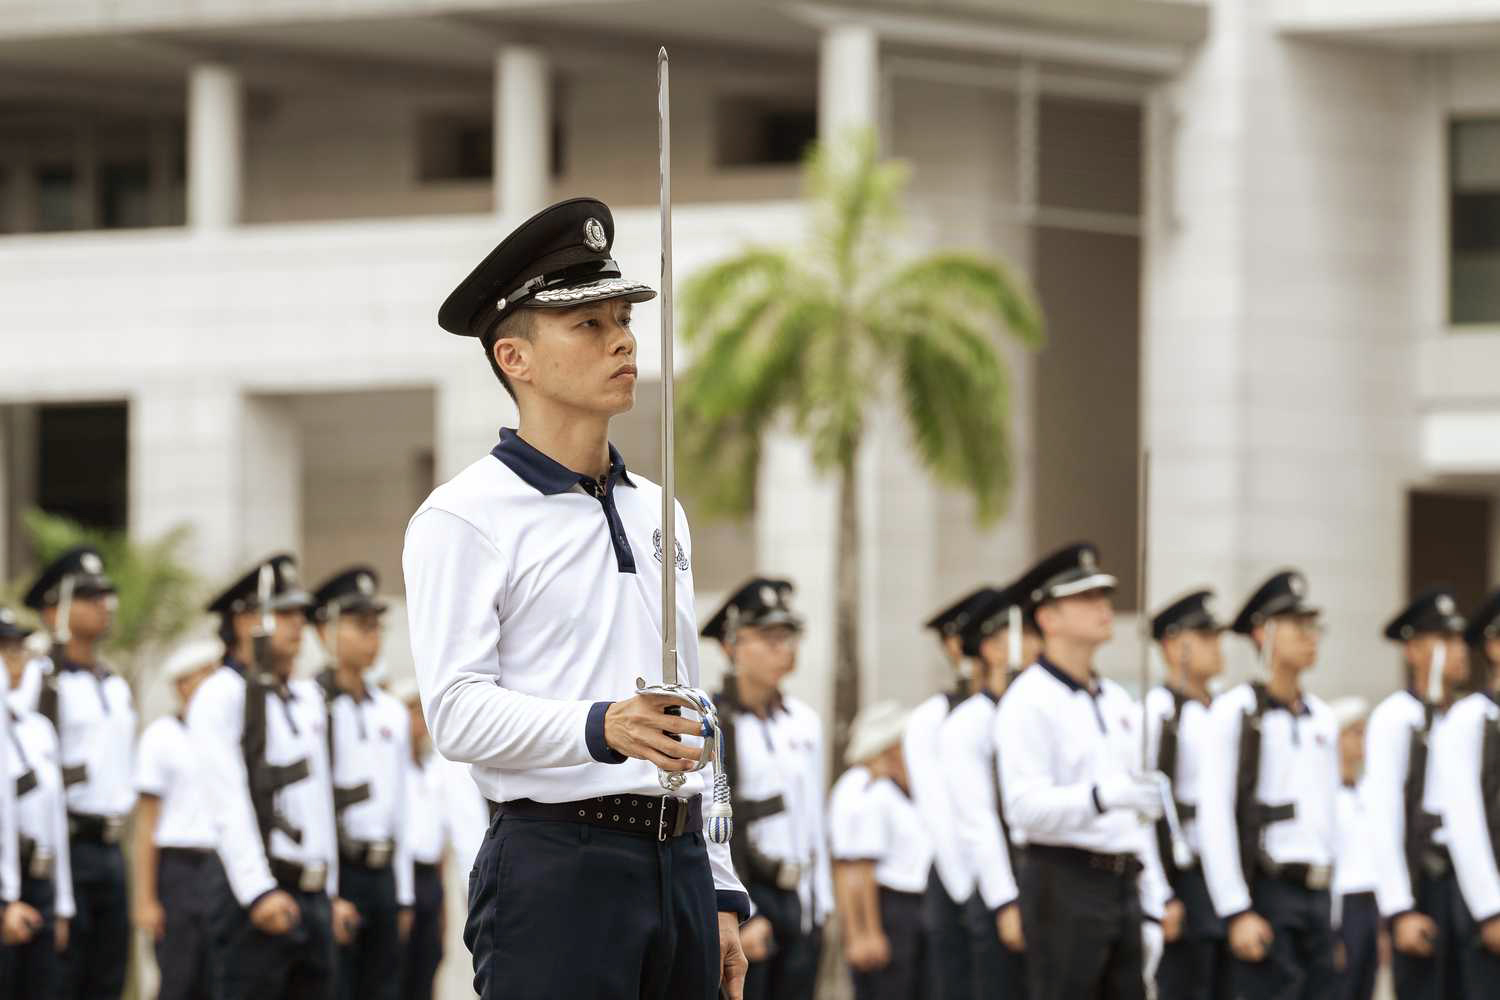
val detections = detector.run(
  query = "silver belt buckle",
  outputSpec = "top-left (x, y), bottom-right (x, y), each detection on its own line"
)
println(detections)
top-left (300, 862), bottom-right (327, 893)
top-left (1306, 865), bottom-right (1331, 892)
top-left (366, 841), bottom-right (393, 868)
top-left (29, 848), bottom-right (54, 880)
top-left (776, 862), bottom-right (803, 891)
top-left (102, 816), bottom-right (124, 845)
top-left (657, 798), bottom-right (669, 842)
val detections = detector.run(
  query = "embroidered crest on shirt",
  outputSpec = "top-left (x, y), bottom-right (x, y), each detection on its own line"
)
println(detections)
top-left (652, 529), bottom-right (689, 571)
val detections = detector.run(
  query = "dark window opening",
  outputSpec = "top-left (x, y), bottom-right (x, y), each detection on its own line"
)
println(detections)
top-left (38, 403), bottom-right (128, 531)
top-left (100, 160), bottom-right (151, 229)
top-left (418, 115), bottom-right (493, 182)
top-left (35, 164), bottom-right (76, 232)
top-left (1451, 119), bottom-right (1500, 326)
top-left (715, 97), bottom-right (817, 167)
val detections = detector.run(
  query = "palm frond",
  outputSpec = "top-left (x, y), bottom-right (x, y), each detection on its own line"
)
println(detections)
top-left (677, 249), bottom-right (797, 347)
top-left (872, 252), bottom-right (1045, 349)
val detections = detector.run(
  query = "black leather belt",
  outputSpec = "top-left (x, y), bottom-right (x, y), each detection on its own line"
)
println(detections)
top-left (491, 794), bottom-right (702, 842)
top-left (339, 837), bottom-right (394, 869)
top-left (1028, 843), bottom-right (1143, 877)
top-left (414, 861), bottom-right (441, 878)
top-left (269, 858), bottom-right (328, 894)
top-left (1261, 860), bottom-right (1332, 891)
top-left (159, 846), bottom-right (215, 863)
top-left (19, 836), bottom-right (54, 880)
top-left (1420, 844), bottom-right (1452, 879)
top-left (68, 812), bottom-right (125, 845)
top-left (1177, 802), bottom-right (1197, 822)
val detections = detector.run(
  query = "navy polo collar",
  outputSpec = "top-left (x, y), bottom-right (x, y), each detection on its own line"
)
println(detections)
top-left (1265, 689), bottom-right (1310, 717)
top-left (981, 689), bottom-right (999, 705)
top-left (56, 655), bottom-right (107, 677)
top-left (1037, 654), bottom-right (1098, 696)
top-left (491, 427), bottom-right (635, 495)
top-left (223, 655), bottom-right (247, 677)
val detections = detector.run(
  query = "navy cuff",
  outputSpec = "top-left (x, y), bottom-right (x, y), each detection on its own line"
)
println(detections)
top-left (1144, 913), bottom-right (1162, 925)
top-left (717, 890), bottom-right (752, 922)
top-left (586, 701), bottom-right (626, 764)
top-left (1091, 785), bottom-right (1105, 814)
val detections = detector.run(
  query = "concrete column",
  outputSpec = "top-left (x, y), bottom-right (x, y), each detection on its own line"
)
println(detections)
top-left (495, 45), bottom-right (551, 219)
top-left (188, 63), bottom-right (243, 231)
top-left (818, 22), bottom-right (879, 142)
top-left (241, 395), bottom-right (302, 560)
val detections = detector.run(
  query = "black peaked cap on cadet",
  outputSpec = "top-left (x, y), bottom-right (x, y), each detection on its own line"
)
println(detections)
top-left (1019, 542), bottom-right (1117, 613)
top-left (924, 587), bottom-right (995, 640)
top-left (958, 583), bottom-right (1029, 658)
top-left (23, 545), bottom-right (115, 611)
top-left (1230, 570), bottom-right (1319, 636)
top-left (701, 578), bottom-right (804, 643)
top-left (1384, 585), bottom-right (1466, 641)
top-left (1151, 589), bottom-right (1226, 641)
top-left (1466, 588), bottom-right (1500, 647)
top-left (207, 553), bottom-right (314, 617)
top-left (438, 198), bottom-right (657, 339)
top-left (308, 566), bottom-right (388, 623)
top-left (0, 606), bottom-right (33, 642)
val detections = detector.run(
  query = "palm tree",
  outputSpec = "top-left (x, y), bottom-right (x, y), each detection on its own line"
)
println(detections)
top-left (676, 128), bottom-right (1044, 762)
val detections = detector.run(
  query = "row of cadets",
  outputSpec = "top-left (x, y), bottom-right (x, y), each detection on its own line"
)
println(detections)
top-left (1197, 570), bottom-right (1340, 1000)
top-left (1328, 696), bottom-right (1380, 1000)
top-left (702, 578), bottom-right (832, 1000)
top-left (133, 639), bottom-right (221, 1000)
top-left (905, 587), bottom-right (993, 1000)
top-left (996, 542), bottom-right (1173, 1000)
top-left (20, 545), bottom-right (135, 1000)
top-left (1432, 588), bottom-right (1500, 994)
top-left (0, 605), bottom-right (65, 998)
top-left (941, 579), bottom-right (1041, 999)
top-left (1142, 588), bottom-right (1229, 998)
top-left (829, 701), bottom-right (933, 1000)
top-left (190, 553), bottom-right (350, 1000)
top-left (307, 566), bottom-right (415, 1000)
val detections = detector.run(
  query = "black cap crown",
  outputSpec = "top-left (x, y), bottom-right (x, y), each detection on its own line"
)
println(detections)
top-left (438, 198), bottom-right (656, 338)
top-left (309, 566), bottom-right (388, 623)
top-left (23, 545), bottom-right (115, 611)
top-left (1151, 589), bottom-right (1225, 641)
top-left (1384, 586), bottom-right (1465, 641)
top-left (959, 582), bottom-right (1029, 658)
top-left (1020, 542), bottom-right (1117, 611)
top-left (1466, 588), bottom-right (1500, 647)
top-left (924, 587), bottom-right (994, 639)
top-left (0, 606), bottom-right (32, 642)
top-left (208, 554), bottom-right (313, 617)
top-left (1231, 570), bottom-right (1319, 636)
top-left (701, 577), bottom-right (804, 642)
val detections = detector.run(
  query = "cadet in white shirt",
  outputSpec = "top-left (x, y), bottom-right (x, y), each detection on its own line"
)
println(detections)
top-left (828, 755), bottom-right (876, 972)
top-left (906, 588), bottom-right (991, 1000)
top-left (704, 578), bottom-right (831, 1000)
top-left (1365, 588), bottom-right (1473, 1000)
top-left (1433, 588), bottom-right (1500, 997)
top-left (190, 554), bottom-right (355, 1000)
top-left (1329, 697), bottom-right (1381, 1000)
top-left (997, 543), bottom-right (1171, 1000)
top-left (389, 681), bottom-right (450, 1000)
top-left (0, 606), bottom-right (67, 999)
top-left (132, 639), bottom-right (221, 1000)
top-left (1143, 589), bottom-right (1227, 1000)
top-left (941, 580), bottom-right (1041, 999)
top-left (21, 546), bottom-right (134, 1000)
top-left (308, 567), bottom-right (414, 1000)
top-left (832, 701), bottom-right (932, 1000)
top-left (405, 199), bottom-right (749, 1000)
top-left (1197, 570), bottom-right (1339, 1000)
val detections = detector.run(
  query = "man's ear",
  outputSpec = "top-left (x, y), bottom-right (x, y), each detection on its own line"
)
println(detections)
top-left (493, 336), bottom-right (532, 388)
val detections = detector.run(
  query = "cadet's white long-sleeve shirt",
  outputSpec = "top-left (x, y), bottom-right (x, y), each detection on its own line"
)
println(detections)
top-left (1364, 689), bottom-right (1451, 918)
top-left (0, 672), bottom-right (18, 904)
top-left (401, 433), bottom-right (747, 917)
top-left (7, 704), bottom-right (74, 918)
top-left (1143, 686), bottom-right (1212, 857)
top-left (18, 657), bottom-right (136, 819)
top-left (940, 691), bottom-right (1018, 911)
top-left (324, 685), bottom-right (414, 907)
top-left (904, 690), bottom-right (974, 903)
top-left (1197, 683), bottom-right (1339, 919)
top-left (1434, 691), bottom-right (1500, 924)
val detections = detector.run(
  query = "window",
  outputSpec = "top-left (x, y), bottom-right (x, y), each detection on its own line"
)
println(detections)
top-left (418, 114), bottom-right (493, 182)
top-left (35, 164), bottom-right (75, 232)
top-left (100, 160), bottom-right (151, 229)
top-left (1451, 119), bottom-right (1500, 326)
top-left (715, 97), bottom-right (817, 168)
top-left (38, 403), bottom-right (128, 531)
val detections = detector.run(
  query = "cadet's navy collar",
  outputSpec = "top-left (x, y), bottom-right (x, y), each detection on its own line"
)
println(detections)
top-left (55, 655), bottom-right (108, 677)
top-left (1037, 654), bottom-right (1097, 696)
top-left (223, 655), bottom-right (247, 677)
top-left (981, 688), bottom-right (1000, 705)
top-left (491, 427), bottom-right (635, 495)
top-left (1263, 687), bottom-right (1310, 717)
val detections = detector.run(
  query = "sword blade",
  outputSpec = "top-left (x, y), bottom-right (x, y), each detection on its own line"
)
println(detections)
top-left (1137, 448), bottom-right (1151, 766)
top-left (658, 47), bottom-right (678, 687)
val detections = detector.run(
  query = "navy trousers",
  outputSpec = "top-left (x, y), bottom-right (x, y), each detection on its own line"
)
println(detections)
top-left (851, 888), bottom-right (927, 1000)
top-left (209, 862), bottom-right (334, 1000)
top-left (1018, 848), bottom-right (1145, 1000)
top-left (742, 881), bottom-right (821, 1000)
top-left (61, 838), bottom-right (129, 1000)
top-left (1226, 877), bottom-right (1336, 1000)
top-left (1391, 869), bottom-right (1471, 1000)
top-left (1334, 891), bottom-right (1378, 1000)
top-left (1156, 867), bottom-right (1228, 1000)
top-left (465, 814), bottom-right (720, 1000)
top-left (156, 849), bottom-right (218, 1000)
top-left (963, 893), bottom-right (1026, 1000)
top-left (398, 862), bottom-right (444, 1000)
top-left (922, 867), bottom-right (974, 1000)
top-left (0, 873), bottom-right (60, 1000)
top-left (336, 863), bottom-right (399, 1000)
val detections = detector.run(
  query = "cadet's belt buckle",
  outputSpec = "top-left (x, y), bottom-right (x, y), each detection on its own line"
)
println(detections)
top-left (102, 816), bottom-right (124, 845)
top-left (300, 862), bottom-right (328, 893)
top-left (367, 841), bottom-right (393, 869)
top-left (657, 798), bottom-right (670, 842)
top-left (775, 862), bottom-right (803, 891)
top-left (1305, 865), bottom-right (1331, 892)
top-left (29, 848), bottom-right (54, 880)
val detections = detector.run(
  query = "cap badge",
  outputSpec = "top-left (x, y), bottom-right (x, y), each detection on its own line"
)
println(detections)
top-left (583, 218), bottom-right (607, 252)
top-left (0, 609), bottom-right (13, 625)
top-left (760, 586), bottom-right (778, 608)
top-left (1202, 594), bottom-right (1217, 617)
top-left (281, 562), bottom-right (299, 585)
top-left (1081, 549), bottom-right (1097, 571)
top-left (358, 574), bottom-right (375, 596)
top-left (1289, 574), bottom-right (1305, 597)
top-left (1437, 594), bottom-right (1455, 616)
top-left (81, 552), bottom-right (103, 575)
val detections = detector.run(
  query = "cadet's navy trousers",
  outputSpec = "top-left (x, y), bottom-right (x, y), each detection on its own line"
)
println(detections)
top-left (465, 813), bottom-right (720, 1000)
top-left (61, 838), bottom-right (129, 1000)
top-left (336, 862), bottom-right (399, 1000)
top-left (156, 848), bottom-right (218, 1000)
top-left (1391, 869), bottom-right (1472, 1000)
top-left (921, 866), bottom-right (974, 1000)
top-left (1334, 891), bottom-right (1378, 1000)
top-left (1227, 877), bottom-right (1336, 1000)
top-left (1018, 847), bottom-right (1145, 1000)
top-left (742, 881), bottom-right (821, 1000)
top-left (0, 874), bottom-right (60, 1000)
top-left (964, 892), bottom-right (1026, 1000)
top-left (852, 888), bottom-right (928, 1000)
top-left (209, 861), bottom-right (335, 1000)
top-left (1155, 866), bottom-right (1228, 1000)
top-left (397, 862), bottom-right (444, 1000)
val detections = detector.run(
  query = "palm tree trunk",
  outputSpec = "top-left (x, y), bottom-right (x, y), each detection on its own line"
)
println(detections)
top-left (831, 448), bottom-right (861, 772)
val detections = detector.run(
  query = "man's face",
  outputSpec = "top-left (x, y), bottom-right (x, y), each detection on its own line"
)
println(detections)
top-left (499, 299), bottom-right (637, 418)
top-left (1165, 629), bottom-right (1225, 682)
top-left (0, 638), bottom-right (26, 675)
top-left (325, 612), bottom-right (384, 672)
top-left (1404, 634), bottom-right (1470, 687)
top-left (979, 627), bottom-right (1043, 673)
top-left (728, 624), bottom-right (800, 690)
top-left (234, 608), bottom-right (305, 664)
top-left (1039, 591), bottom-right (1115, 646)
top-left (44, 591), bottom-right (115, 642)
top-left (1256, 613), bottom-right (1321, 671)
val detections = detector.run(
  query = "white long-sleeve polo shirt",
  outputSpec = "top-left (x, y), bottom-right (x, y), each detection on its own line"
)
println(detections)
top-left (18, 657), bottom-right (136, 820)
top-left (1197, 682), bottom-right (1339, 920)
top-left (940, 691), bottom-right (1018, 912)
top-left (904, 689), bottom-right (974, 904)
top-left (1434, 691), bottom-right (1500, 925)
top-left (401, 429), bottom-right (748, 918)
top-left (7, 704), bottom-right (74, 919)
top-left (322, 682), bottom-right (414, 907)
top-left (1363, 689), bottom-right (1451, 918)
top-left (1143, 686), bottom-right (1212, 857)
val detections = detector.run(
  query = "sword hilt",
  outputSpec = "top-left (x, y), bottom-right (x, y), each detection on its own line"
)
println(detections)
top-left (634, 676), bottom-right (733, 844)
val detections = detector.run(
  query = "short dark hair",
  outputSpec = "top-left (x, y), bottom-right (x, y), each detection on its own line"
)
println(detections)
top-left (478, 308), bottom-right (537, 401)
